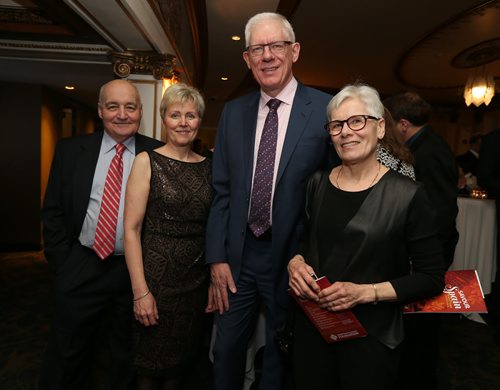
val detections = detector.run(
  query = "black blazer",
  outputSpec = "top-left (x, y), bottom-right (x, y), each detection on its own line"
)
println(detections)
top-left (300, 170), bottom-right (444, 348)
top-left (408, 125), bottom-right (458, 267)
top-left (478, 128), bottom-right (500, 198)
top-left (456, 150), bottom-right (479, 176)
top-left (41, 131), bottom-right (163, 269)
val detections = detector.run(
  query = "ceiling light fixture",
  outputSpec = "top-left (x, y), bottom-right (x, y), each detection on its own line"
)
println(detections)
top-left (464, 68), bottom-right (495, 107)
top-left (221, 77), bottom-right (228, 81)
top-left (231, 35), bottom-right (241, 41)
top-left (65, 85), bottom-right (75, 90)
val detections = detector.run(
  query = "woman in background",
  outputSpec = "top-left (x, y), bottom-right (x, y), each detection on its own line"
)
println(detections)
top-left (124, 83), bottom-right (212, 390)
top-left (377, 107), bottom-right (415, 180)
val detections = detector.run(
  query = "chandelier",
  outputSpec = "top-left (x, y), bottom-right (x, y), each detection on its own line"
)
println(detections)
top-left (463, 69), bottom-right (495, 107)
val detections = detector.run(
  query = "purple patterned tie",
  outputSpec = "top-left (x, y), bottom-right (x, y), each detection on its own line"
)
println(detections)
top-left (248, 98), bottom-right (281, 237)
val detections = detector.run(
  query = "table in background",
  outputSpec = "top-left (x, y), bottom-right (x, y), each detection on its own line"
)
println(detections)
top-left (451, 197), bottom-right (497, 295)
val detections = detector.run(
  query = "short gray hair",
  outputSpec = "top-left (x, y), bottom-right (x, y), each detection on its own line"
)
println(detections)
top-left (244, 12), bottom-right (295, 47)
top-left (159, 83), bottom-right (205, 119)
top-left (327, 84), bottom-right (384, 120)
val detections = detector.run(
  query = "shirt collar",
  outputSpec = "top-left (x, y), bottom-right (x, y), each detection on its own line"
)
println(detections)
top-left (102, 131), bottom-right (135, 155)
top-left (260, 77), bottom-right (298, 109)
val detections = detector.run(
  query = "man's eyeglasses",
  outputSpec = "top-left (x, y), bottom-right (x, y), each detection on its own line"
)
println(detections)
top-left (246, 41), bottom-right (292, 57)
top-left (324, 115), bottom-right (380, 136)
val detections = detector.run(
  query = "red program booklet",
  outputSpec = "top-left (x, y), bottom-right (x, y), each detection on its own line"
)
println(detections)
top-left (290, 276), bottom-right (367, 343)
top-left (403, 270), bottom-right (487, 314)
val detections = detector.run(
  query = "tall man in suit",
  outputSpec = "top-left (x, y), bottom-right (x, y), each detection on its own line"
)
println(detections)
top-left (384, 92), bottom-right (458, 390)
top-left (205, 12), bottom-right (334, 390)
top-left (39, 79), bottom-right (163, 389)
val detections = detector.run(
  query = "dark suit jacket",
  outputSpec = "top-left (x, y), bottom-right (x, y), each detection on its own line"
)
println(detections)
top-left (478, 128), bottom-right (500, 198)
top-left (205, 83), bottom-right (333, 305)
top-left (456, 150), bottom-right (479, 176)
top-left (42, 131), bottom-right (163, 270)
top-left (408, 125), bottom-right (458, 267)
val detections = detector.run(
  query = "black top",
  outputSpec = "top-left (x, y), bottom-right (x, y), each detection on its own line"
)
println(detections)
top-left (316, 176), bottom-right (442, 282)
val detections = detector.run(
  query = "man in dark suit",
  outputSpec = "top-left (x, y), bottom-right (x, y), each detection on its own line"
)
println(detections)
top-left (457, 134), bottom-right (481, 177)
top-left (385, 91), bottom-right (458, 390)
top-left (478, 128), bottom-right (500, 287)
top-left (39, 79), bottom-right (163, 389)
top-left (385, 92), bottom-right (458, 268)
top-left (205, 12), bottom-right (334, 390)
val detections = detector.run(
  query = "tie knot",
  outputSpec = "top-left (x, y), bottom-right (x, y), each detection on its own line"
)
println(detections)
top-left (115, 143), bottom-right (125, 157)
top-left (267, 98), bottom-right (281, 111)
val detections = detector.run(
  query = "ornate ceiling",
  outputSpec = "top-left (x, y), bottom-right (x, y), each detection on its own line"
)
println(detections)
top-left (0, 0), bottom-right (498, 129)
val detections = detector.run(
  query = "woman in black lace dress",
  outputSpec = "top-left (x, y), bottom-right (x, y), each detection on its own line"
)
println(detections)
top-left (124, 83), bottom-right (212, 390)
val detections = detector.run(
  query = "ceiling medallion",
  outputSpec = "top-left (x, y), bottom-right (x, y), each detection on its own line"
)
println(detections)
top-left (109, 50), bottom-right (177, 80)
top-left (452, 39), bottom-right (500, 68)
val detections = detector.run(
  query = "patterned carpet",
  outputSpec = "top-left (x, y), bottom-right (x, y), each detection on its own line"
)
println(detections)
top-left (1, 251), bottom-right (500, 389)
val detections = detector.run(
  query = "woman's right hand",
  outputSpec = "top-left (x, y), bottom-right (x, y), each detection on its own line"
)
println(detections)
top-left (134, 292), bottom-right (159, 327)
top-left (288, 255), bottom-right (321, 301)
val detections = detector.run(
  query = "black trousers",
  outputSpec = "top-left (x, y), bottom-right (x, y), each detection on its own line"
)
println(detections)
top-left (292, 306), bottom-right (401, 390)
top-left (394, 314), bottom-right (441, 390)
top-left (38, 243), bottom-right (134, 390)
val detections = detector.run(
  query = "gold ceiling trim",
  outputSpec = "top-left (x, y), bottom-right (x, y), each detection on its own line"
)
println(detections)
top-left (109, 50), bottom-right (176, 79)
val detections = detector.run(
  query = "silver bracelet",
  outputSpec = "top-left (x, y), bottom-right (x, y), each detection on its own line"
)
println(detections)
top-left (133, 290), bottom-right (150, 302)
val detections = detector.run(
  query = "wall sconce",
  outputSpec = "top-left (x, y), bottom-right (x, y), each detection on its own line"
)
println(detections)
top-left (463, 69), bottom-right (495, 107)
top-left (161, 72), bottom-right (180, 95)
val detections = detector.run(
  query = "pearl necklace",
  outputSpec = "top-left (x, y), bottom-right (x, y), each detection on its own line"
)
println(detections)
top-left (336, 162), bottom-right (381, 191)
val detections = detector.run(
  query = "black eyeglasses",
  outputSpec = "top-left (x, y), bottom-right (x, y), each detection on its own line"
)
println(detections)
top-left (324, 115), bottom-right (380, 136)
top-left (246, 41), bottom-right (293, 57)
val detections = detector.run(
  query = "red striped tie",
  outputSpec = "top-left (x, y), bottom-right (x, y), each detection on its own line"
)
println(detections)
top-left (93, 143), bottom-right (126, 260)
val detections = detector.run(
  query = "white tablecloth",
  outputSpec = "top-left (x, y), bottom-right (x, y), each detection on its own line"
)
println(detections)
top-left (451, 197), bottom-right (497, 295)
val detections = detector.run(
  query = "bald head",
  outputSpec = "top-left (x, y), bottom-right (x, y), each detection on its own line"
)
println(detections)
top-left (98, 79), bottom-right (141, 106)
top-left (97, 79), bottom-right (143, 143)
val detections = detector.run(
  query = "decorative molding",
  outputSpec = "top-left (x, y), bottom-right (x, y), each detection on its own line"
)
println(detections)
top-left (0, 8), bottom-right (53, 25)
top-left (0, 40), bottom-right (109, 53)
top-left (452, 38), bottom-right (500, 68)
top-left (395, 0), bottom-right (500, 90)
top-left (109, 50), bottom-right (176, 79)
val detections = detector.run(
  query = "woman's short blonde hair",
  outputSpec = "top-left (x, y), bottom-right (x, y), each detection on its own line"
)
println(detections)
top-left (159, 83), bottom-right (205, 119)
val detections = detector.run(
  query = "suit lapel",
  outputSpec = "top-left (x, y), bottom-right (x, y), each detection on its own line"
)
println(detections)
top-left (135, 133), bottom-right (147, 155)
top-left (74, 132), bottom-right (102, 229)
top-left (243, 93), bottom-right (260, 194)
top-left (276, 84), bottom-right (312, 184)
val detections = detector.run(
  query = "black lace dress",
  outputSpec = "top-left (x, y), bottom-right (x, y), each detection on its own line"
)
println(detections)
top-left (134, 151), bottom-right (213, 375)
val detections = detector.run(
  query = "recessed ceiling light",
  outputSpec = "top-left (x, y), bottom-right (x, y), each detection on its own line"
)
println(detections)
top-left (221, 77), bottom-right (228, 81)
top-left (65, 85), bottom-right (75, 90)
top-left (231, 35), bottom-right (241, 41)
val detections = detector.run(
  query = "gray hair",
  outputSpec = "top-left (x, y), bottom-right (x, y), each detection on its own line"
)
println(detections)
top-left (244, 12), bottom-right (295, 47)
top-left (159, 83), bottom-right (205, 119)
top-left (326, 84), bottom-right (384, 120)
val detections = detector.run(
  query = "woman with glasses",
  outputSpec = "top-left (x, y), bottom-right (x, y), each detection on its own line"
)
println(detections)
top-left (124, 83), bottom-right (212, 390)
top-left (287, 84), bottom-right (444, 389)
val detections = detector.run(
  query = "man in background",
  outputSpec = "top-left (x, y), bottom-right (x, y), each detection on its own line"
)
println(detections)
top-left (39, 79), bottom-right (163, 389)
top-left (205, 12), bottom-right (334, 390)
top-left (457, 134), bottom-right (481, 177)
top-left (384, 91), bottom-right (458, 390)
top-left (478, 128), bottom-right (500, 291)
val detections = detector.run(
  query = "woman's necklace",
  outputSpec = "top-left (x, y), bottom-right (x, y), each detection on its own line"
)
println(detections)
top-left (336, 162), bottom-right (381, 191)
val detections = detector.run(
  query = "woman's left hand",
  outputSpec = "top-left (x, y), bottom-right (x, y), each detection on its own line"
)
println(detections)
top-left (317, 281), bottom-right (371, 311)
